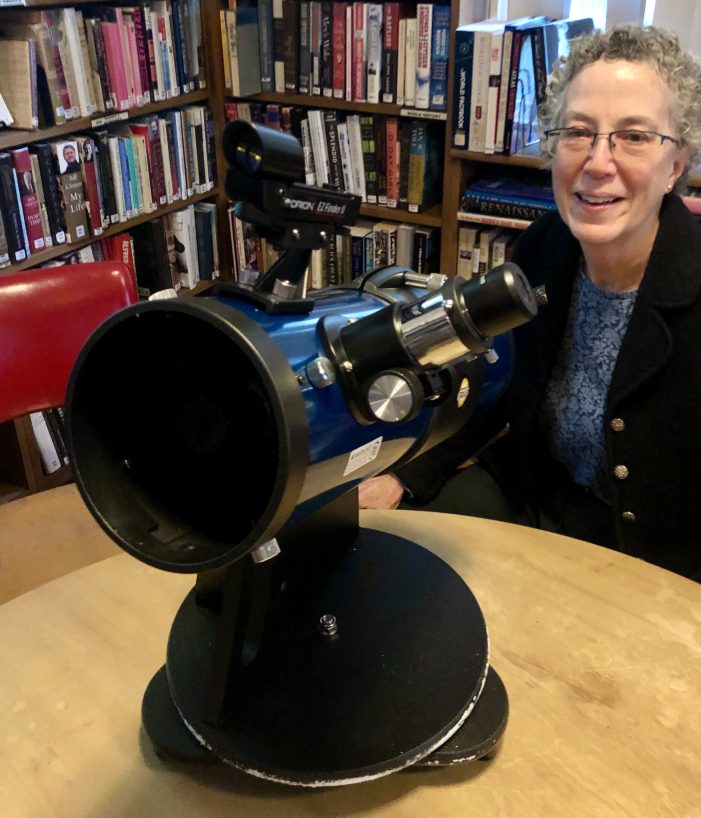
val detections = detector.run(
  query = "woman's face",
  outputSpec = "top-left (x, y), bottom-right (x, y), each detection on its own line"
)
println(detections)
top-left (552, 59), bottom-right (688, 264)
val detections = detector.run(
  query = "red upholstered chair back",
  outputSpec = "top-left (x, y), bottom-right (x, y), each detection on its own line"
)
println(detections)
top-left (0, 262), bottom-right (138, 426)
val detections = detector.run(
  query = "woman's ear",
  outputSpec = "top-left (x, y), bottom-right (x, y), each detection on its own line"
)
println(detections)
top-left (670, 145), bottom-right (692, 189)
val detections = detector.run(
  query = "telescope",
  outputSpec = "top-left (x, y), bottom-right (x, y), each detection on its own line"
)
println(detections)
top-left (66, 122), bottom-right (540, 786)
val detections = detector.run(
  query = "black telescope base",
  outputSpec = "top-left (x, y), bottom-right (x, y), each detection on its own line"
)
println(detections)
top-left (141, 528), bottom-right (508, 786)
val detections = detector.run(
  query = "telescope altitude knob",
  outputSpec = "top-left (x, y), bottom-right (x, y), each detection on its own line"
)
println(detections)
top-left (366, 368), bottom-right (424, 424)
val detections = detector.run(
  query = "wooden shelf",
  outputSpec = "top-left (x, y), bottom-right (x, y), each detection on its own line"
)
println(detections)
top-left (231, 92), bottom-right (447, 120)
top-left (450, 143), bottom-right (546, 169)
top-left (360, 202), bottom-right (442, 227)
top-left (0, 187), bottom-right (220, 274)
top-left (0, 89), bottom-right (211, 152)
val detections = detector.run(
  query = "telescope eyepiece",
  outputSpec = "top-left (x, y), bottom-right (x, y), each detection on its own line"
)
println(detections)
top-left (223, 120), bottom-right (305, 182)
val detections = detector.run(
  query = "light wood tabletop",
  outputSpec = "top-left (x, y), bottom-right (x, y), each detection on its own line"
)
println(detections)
top-left (1, 487), bottom-right (699, 818)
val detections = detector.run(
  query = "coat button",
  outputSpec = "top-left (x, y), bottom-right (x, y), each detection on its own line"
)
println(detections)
top-left (621, 511), bottom-right (637, 523)
top-left (613, 465), bottom-right (629, 480)
top-left (610, 418), bottom-right (625, 432)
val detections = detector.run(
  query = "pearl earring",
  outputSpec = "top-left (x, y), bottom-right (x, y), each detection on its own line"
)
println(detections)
top-left (667, 182), bottom-right (674, 191)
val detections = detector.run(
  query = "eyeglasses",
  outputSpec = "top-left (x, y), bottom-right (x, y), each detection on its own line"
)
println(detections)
top-left (545, 128), bottom-right (681, 157)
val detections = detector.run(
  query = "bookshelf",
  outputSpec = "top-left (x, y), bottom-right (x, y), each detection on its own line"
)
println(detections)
top-left (0, 0), bottom-right (233, 502)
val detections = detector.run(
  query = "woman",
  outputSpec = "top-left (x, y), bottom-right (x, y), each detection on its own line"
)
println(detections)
top-left (360, 25), bottom-right (701, 580)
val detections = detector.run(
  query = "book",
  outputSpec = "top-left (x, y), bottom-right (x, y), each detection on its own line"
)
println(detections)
top-left (273, 0), bottom-right (286, 92)
top-left (403, 17), bottom-right (417, 107)
top-left (10, 147), bottom-right (45, 254)
top-left (310, 0), bottom-right (322, 95)
top-left (457, 223), bottom-right (479, 277)
top-left (415, 3), bottom-right (432, 109)
top-left (0, 152), bottom-right (29, 263)
top-left (359, 114), bottom-right (377, 203)
top-left (351, 1), bottom-right (367, 103)
top-left (298, 0), bottom-right (312, 95)
top-left (365, 4), bottom-right (382, 105)
top-left (429, 4), bottom-right (450, 111)
top-left (385, 116), bottom-right (399, 208)
top-left (0, 39), bottom-right (39, 130)
top-left (308, 108), bottom-right (331, 185)
top-left (381, 2), bottom-right (401, 104)
top-left (170, 205), bottom-right (200, 288)
top-left (407, 120), bottom-right (440, 213)
top-left (282, 0), bottom-right (299, 93)
top-left (396, 222), bottom-right (416, 268)
top-left (75, 137), bottom-right (105, 236)
top-left (323, 109), bottom-right (343, 189)
top-left (51, 140), bottom-right (89, 244)
top-left (28, 153), bottom-right (53, 248)
top-left (258, 0), bottom-right (275, 91)
top-left (131, 216), bottom-right (178, 296)
top-left (372, 221), bottom-right (397, 266)
top-left (346, 114), bottom-right (365, 200)
top-left (31, 143), bottom-right (67, 244)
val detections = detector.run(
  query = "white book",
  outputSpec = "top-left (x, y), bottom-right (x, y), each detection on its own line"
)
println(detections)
top-left (273, 0), bottom-right (285, 92)
top-left (107, 138), bottom-right (127, 222)
top-left (172, 206), bottom-right (200, 289)
top-left (396, 17), bottom-right (407, 106)
top-left (225, 10), bottom-right (240, 97)
top-left (365, 4), bottom-right (383, 104)
top-left (484, 27), bottom-right (504, 154)
top-left (457, 224), bottom-right (480, 278)
top-left (337, 122), bottom-right (355, 193)
top-left (310, 247), bottom-right (325, 289)
top-left (404, 18), bottom-right (417, 107)
top-left (158, 118), bottom-right (174, 203)
top-left (61, 8), bottom-right (95, 116)
top-left (307, 109), bottom-right (330, 186)
top-left (173, 111), bottom-right (191, 198)
top-left (30, 413), bottom-right (61, 475)
top-left (300, 118), bottom-right (316, 185)
top-left (76, 10), bottom-right (101, 113)
top-left (133, 134), bottom-right (155, 212)
top-left (468, 23), bottom-right (503, 153)
top-left (415, 4), bottom-right (433, 109)
top-left (345, 114), bottom-right (366, 202)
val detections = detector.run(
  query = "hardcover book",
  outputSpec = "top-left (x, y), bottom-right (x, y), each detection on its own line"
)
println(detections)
top-left (51, 140), bottom-right (89, 244)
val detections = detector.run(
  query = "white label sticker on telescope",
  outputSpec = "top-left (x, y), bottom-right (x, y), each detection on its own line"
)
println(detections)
top-left (344, 437), bottom-right (383, 476)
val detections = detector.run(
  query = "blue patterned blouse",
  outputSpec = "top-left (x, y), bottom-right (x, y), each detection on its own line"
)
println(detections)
top-left (539, 266), bottom-right (638, 503)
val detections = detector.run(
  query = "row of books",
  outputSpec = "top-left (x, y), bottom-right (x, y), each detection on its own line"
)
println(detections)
top-left (230, 210), bottom-right (438, 289)
top-left (31, 200), bottom-right (220, 294)
top-left (226, 101), bottom-right (442, 213)
top-left (460, 174), bottom-right (556, 222)
top-left (0, 0), bottom-right (204, 130)
top-left (457, 222), bottom-right (518, 279)
top-left (0, 105), bottom-right (217, 268)
top-left (222, 1), bottom-right (451, 110)
top-left (452, 14), bottom-right (594, 155)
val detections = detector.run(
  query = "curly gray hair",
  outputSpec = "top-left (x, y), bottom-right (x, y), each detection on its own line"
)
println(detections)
top-left (539, 25), bottom-right (701, 191)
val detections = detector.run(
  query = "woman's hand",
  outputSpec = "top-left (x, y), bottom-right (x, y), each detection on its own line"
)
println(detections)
top-left (358, 474), bottom-right (406, 509)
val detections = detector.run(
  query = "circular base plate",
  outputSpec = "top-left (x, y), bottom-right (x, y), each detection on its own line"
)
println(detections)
top-left (162, 528), bottom-right (491, 786)
top-left (415, 665), bottom-right (509, 766)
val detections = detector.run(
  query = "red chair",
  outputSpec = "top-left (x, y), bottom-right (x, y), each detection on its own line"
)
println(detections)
top-left (0, 262), bottom-right (138, 425)
top-left (0, 262), bottom-right (138, 601)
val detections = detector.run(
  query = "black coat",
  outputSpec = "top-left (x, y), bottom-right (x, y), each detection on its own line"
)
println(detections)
top-left (397, 195), bottom-right (701, 578)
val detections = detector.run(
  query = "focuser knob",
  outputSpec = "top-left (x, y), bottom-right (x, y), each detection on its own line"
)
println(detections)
top-left (366, 369), bottom-right (424, 424)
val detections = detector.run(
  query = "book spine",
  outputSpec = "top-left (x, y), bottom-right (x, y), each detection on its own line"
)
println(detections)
top-left (359, 114), bottom-right (377, 203)
top-left (382, 3), bottom-right (400, 104)
top-left (415, 3), bottom-right (432, 109)
top-left (484, 30), bottom-right (504, 154)
top-left (396, 17), bottom-right (406, 105)
top-left (330, 2), bottom-right (345, 99)
top-left (309, 0), bottom-right (322, 95)
top-left (87, 19), bottom-right (115, 111)
top-left (365, 4), bottom-right (382, 105)
top-left (398, 117), bottom-right (411, 209)
top-left (41, 11), bottom-right (73, 121)
top-left (323, 109), bottom-right (343, 189)
top-left (407, 120), bottom-right (426, 212)
top-left (468, 30), bottom-right (490, 153)
top-left (298, 1), bottom-right (311, 95)
top-left (461, 195), bottom-right (553, 221)
top-left (93, 131), bottom-right (119, 224)
top-left (259, 0), bottom-right (275, 92)
top-left (101, 22), bottom-right (131, 111)
top-left (76, 137), bottom-right (104, 235)
top-left (321, 0), bottom-right (334, 97)
top-left (351, 2), bottom-right (366, 103)
top-left (32, 144), bottom-right (67, 243)
top-left (502, 29), bottom-right (525, 158)
top-left (346, 114), bottom-right (365, 201)
top-left (336, 121), bottom-right (354, 193)
top-left (429, 4), bottom-right (449, 111)
top-left (282, 0), bottom-right (299, 94)
top-left (531, 23), bottom-right (547, 106)
top-left (157, 118), bottom-right (175, 203)
top-left (144, 5), bottom-right (162, 100)
top-left (11, 147), bottom-right (45, 253)
top-left (385, 117), bottom-right (399, 208)
top-left (133, 7), bottom-right (153, 104)
top-left (61, 8), bottom-right (94, 116)
top-left (0, 153), bottom-right (28, 262)
top-left (0, 212), bottom-right (10, 268)
top-left (403, 17), bottom-right (417, 107)
top-left (494, 29), bottom-right (513, 154)
top-left (374, 115), bottom-right (387, 205)
top-left (345, 5), bottom-right (352, 101)
top-left (300, 117), bottom-right (316, 185)
top-left (107, 138), bottom-right (127, 221)
top-left (272, 0), bottom-right (285, 93)
top-left (29, 153), bottom-right (53, 248)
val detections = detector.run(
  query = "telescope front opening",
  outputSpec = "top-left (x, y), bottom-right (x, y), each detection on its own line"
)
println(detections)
top-left (67, 302), bottom-right (308, 573)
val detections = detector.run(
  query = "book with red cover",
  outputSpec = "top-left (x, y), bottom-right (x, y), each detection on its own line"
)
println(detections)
top-left (10, 147), bottom-right (45, 253)
top-left (385, 116), bottom-right (399, 208)
top-left (109, 232), bottom-right (137, 282)
top-left (100, 21), bottom-right (131, 111)
top-left (331, 2), bottom-right (347, 100)
top-left (75, 136), bottom-right (105, 236)
top-left (351, 2), bottom-right (366, 103)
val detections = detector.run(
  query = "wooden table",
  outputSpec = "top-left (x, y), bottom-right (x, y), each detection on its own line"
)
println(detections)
top-left (1, 488), bottom-right (699, 817)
